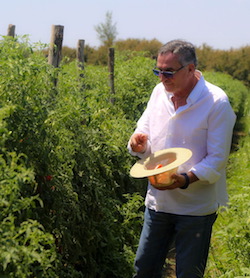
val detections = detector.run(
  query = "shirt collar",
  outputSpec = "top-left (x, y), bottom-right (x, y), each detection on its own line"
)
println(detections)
top-left (164, 70), bottom-right (205, 104)
top-left (186, 71), bottom-right (205, 105)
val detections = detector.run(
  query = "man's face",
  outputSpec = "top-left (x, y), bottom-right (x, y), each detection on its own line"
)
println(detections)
top-left (156, 52), bottom-right (192, 94)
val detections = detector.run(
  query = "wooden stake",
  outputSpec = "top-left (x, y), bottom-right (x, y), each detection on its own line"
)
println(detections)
top-left (48, 25), bottom-right (64, 67)
top-left (77, 40), bottom-right (85, 92)
top-left (77, 39), bottom-right (85, 71)
top-left (7, 24), bottom-right (15, 37)
top-left (108, 48), bottom-right (115, 104)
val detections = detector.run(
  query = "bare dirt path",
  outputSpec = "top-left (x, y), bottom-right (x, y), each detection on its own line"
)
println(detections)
top-left (162, 249), bottom-right (176, 278)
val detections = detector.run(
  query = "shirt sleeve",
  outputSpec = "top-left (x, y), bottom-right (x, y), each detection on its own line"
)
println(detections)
top-left (191, 99), bottom-right (236, 183)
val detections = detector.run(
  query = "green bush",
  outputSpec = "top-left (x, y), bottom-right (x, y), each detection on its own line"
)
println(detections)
top-left (0, 108), bottom-right (59, 277)
top-left (206, 136), bottom-right (250, 278)
top-left (0, 37), bottom-right (145, 277)
top-left (205, 80), bottom-right (250, 277)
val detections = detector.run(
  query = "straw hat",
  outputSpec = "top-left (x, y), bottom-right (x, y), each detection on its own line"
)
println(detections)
top-left (130, 148), bottom-right (192, 187)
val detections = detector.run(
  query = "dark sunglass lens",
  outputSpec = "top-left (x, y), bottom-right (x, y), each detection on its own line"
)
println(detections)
top-left (153, 69), bottom-right (160, 76)
top-left (162, 72), bottom-right (174, 78)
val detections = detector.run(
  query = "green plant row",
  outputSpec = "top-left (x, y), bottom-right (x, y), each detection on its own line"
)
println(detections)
top-left (205, 135), bottom-right (250, 278)
top-left (205, 84), bottom-right (250, 277)
top-left (0, 37), bottom-right (149, 277)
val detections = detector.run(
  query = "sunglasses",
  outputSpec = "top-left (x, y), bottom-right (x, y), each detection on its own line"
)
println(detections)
top-left (153, 65), bottom-right (185, 78)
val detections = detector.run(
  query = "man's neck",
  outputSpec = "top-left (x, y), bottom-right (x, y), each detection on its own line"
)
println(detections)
top-left (171, 75), bottom-right (199, 110)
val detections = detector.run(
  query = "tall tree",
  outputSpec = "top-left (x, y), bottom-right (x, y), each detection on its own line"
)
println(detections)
top-left (95, 11), bottom-right (118, 47)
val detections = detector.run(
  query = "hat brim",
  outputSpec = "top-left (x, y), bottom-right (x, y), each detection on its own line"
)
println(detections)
top-left (130, 148), bottom-right (192, 178)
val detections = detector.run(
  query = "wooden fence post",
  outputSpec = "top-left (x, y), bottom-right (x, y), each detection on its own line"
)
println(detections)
top-left (7, 24), bottom-right (15, 37)
top-left (108, 47), bottom-right (115, 104)
top-left (77, 39), bottom-right (85, 71)
top-left (77, 39), bottom-right (85, 92)
top-left (48, 25), bottom-right (64, 68)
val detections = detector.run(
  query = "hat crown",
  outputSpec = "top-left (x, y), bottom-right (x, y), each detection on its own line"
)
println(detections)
top-left (130, 148), bottom-right (192, 178)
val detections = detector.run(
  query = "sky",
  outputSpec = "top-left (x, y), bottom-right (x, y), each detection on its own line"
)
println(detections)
top-left (0, 0), bottom-right (249, 50)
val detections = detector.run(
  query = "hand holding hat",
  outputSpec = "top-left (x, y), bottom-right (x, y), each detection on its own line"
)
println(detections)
top-left (130, 148), bottom-right (192, 189)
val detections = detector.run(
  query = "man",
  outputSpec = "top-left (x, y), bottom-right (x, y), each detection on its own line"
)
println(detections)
top-left (128, 40), bottom-right (236, 278)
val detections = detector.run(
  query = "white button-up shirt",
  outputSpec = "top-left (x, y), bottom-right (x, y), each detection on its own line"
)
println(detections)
top-left (128, 72), bottom-right (236, 216)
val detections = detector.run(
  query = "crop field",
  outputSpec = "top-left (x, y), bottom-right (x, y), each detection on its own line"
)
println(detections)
top-left (0, 37), bottom-right (249, 278)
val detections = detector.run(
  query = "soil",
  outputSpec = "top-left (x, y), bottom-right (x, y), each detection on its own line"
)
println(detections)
top-left (162, 248), bottom-right (176, 278)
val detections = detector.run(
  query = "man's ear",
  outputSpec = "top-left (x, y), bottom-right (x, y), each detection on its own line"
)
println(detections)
top-left (188, 63), bottom-right (196, 73)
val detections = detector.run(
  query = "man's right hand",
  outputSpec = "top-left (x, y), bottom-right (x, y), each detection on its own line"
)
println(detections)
top-left (130, 133), bottom-right (148, 153)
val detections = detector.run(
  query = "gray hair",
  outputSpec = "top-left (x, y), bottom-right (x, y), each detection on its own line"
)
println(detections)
top-left (158, 39), bottom-right (198, 67)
